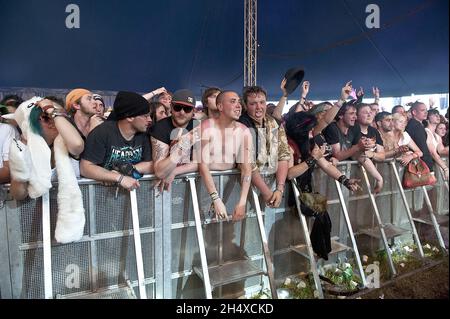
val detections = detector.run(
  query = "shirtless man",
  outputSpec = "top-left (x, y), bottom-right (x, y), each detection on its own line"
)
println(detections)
top-left (198, 91), bottom-right (253, 221)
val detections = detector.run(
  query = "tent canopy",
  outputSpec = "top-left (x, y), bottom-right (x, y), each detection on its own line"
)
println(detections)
top-left (0, 0), bottom-right (448, 100)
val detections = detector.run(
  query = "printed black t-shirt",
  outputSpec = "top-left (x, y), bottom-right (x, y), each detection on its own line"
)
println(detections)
top-left (354, 123), bottom-right (384, 146)
top-left (81, 121), bottom-right (152, 170)
top-left (323, 122), bottom-right (360, 150)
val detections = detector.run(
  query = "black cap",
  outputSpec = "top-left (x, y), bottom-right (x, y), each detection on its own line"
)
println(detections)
top-left (172, 89), bottom-right (196, 107)
top-left (284, 67), bottom-right (305, 95)
top-left (107, 91), bottom-right (150, 121)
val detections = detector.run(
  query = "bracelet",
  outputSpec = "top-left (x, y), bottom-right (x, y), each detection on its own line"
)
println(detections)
top-left (116, 174), bottom-right (124, 186)
top-left (210, 191), bottom-right (220, 201)
top-left (51, 110), bottom-right (69, 119)
top-left (305, 157), bottom-right (316, 169)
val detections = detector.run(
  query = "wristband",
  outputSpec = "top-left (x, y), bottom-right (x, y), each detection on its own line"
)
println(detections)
top-left (305, 157), bottom-right (316, 169)
top-left (117, 174), bottom-right (124, 186)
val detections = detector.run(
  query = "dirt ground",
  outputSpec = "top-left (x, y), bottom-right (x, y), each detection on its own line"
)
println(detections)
top-left (357, 258), bottom-right (449, 299)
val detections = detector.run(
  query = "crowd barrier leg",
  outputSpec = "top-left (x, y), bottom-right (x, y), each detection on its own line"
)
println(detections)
top-left (251, 188), bottom-right (278, 299)
top-left (290, 180), bottom-right (324, 299)
top-left (334, 181), bottom-right (367, 288)
top-left (390, 161), bottom-right (425, 258)
top-left (360, 166), bottom-right (397, 277)
top-left (439, 168), bottom-right (449, 192)
top-left (42, 192), bottom-right (53, 299)
top-left (188, 178), bottom-right (213, 299)
top-left (129, 189), bottom-right (147, 299)
top-left (421, 186), bottom-right (447, 253)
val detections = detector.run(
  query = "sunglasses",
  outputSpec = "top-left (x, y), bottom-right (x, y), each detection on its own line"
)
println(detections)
top-left (173, 104), bottom-right (193, 113)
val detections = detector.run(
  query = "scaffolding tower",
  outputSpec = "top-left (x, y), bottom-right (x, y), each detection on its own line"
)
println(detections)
top-left (244, 0), bottom-right (257, 86)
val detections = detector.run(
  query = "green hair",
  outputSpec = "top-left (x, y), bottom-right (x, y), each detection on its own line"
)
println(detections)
top-left (29, 107), bottom-right (44, 136)
top-left (0, 104), bottom-right (8, 115)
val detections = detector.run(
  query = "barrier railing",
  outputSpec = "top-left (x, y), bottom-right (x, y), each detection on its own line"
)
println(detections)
top-left (0, 159), bottom-right (448, 299)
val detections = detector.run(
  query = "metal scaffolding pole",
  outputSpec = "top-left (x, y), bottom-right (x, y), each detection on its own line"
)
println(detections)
top-left (244, 0), bottom-right (257, 86)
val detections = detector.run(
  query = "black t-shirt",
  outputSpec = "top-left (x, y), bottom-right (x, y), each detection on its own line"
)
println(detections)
top-left (354, 124), bottom-right (384, 146)
top-left (149, 116), bottom-right (198, 146)
top-left (82, 121), bottom-right (152, 170)
top-left (405, 118), bottom-right (434, 171)
top-left (67, 116), bottom-right (87, 141)
top-left (323, 122), bottom-right (360, 151)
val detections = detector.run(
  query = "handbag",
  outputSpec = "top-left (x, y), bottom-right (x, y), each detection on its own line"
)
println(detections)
top-left (402, 158), bottom-right (436, 189)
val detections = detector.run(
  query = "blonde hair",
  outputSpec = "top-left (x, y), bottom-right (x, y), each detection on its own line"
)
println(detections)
top-left (392, 112), bottom-right (407, 122)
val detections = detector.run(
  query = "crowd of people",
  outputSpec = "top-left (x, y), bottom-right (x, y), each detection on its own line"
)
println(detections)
top-left (0, 76), bottom-right (448, 250)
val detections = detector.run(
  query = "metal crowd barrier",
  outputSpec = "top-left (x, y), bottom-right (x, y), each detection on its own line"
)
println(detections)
top-left (0, 159), bottom-right (448, 299)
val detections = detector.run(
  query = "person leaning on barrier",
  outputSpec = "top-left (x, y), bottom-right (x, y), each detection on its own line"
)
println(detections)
top-left (352, 103), bottom-right (385, 193)
top-left (425, 108), bottom-right (449, 158)
top-left (383, 113), bottom-right (423, 166)
top-left (285, 81), bottom-right (361, 193)
top-left (9, 97), bottom-right (85, 200)
top-left (80, 91), bottom-right (153, 191)
top-left (149, 89), bottom-right (200, 191)
top-left (375, 111), bottom-right (395, 151)
top-left (198, 91), bottom-right (253, 221)
top-left (406, 101), bottom-right (448, 181)
top-left (0, 107), bottom-right (20, 183)
top-left (238, 85), bottom-right (290, 208)
top-left (322, 102), bottom-right (366, 162)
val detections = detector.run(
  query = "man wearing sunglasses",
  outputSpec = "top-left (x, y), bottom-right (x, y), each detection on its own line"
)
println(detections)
top-left (150, 89), bottom-right (200, 191)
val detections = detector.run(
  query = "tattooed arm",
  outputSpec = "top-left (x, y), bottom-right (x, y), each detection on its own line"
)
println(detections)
top-left (151, 137), bottom-right (172, 179)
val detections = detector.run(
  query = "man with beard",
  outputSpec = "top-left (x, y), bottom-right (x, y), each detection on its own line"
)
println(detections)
top-left (198, 91), bottom-right (253, 221)
top-left (65, 88), bottom-right (104, 138)
top-left (150, 89), bottom-right (200, 191)
top-left (80, 91), bottom-right (153, 191)
top-left (375, 111), bottom-right (395, 151)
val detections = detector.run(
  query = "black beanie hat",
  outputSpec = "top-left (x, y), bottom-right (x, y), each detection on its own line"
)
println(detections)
top-left (107, 91), bottom-right (150, 121)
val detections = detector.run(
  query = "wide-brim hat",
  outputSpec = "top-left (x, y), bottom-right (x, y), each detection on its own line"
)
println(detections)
top-left (284, 67), bottom-right (305, 95)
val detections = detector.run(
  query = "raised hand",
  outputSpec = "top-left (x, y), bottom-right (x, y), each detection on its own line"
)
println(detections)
top-left (341, 81), bottom-right (353, 101)
top-left (301, 81), bottom-right (310, 97)
top-left (357, 87), bottom-right (364, 98)
top-left (372, 87), bottom-right (380, 99)
top-left (280, 78), bottom-right (288, 97)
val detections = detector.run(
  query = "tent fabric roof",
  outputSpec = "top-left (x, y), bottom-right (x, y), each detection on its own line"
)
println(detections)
top-left (0, 0), bottom-right (448, 100)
